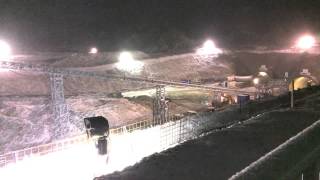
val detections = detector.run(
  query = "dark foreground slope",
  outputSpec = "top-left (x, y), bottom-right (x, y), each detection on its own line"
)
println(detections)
top-left (99, 87), bottom-right (320, 180)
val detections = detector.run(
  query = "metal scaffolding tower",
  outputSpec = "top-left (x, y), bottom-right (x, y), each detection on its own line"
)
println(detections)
top-left (153, 86), bottom-right (169, 125)
top-left (213, 91), bottom-right (222, 102)
top-left (50, 73), bottom-right (69, 124)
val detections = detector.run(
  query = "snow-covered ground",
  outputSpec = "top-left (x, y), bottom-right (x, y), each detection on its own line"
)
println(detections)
top-left (0, 126), bottom-right (163, 180)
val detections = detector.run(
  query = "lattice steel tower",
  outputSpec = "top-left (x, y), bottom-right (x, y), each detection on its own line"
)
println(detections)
top-left (153, 85), bottom-right (169, 125)
top-left (50, 73), bottom-right (69, 125)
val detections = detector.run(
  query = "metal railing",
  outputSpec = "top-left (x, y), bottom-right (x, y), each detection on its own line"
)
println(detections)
top-left (0, 135), bottom-right (88, 168)
top-left (229, 119), bottom-right (320, 180)
top-left (110, 120), bottom-right (153, 134)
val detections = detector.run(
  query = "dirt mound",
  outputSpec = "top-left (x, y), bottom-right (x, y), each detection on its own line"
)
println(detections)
top-left (52, 51), bottom-right (149, 68)
top-left (0, 95), bottom-right (152, 154)
top-left (0, 52), bottom-right (232, 96)
top-left (0, 97), bottom-right (53, 153)
top-left (67, 95), bottom-right (152, 127)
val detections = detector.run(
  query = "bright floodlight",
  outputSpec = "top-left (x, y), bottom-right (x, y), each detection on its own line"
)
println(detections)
top-left (89, 47), bottom-right (98, 54)
top-left (116, 51), bottom-right (144, 74)
top-left (0, 40), bottom-right (12, 60)
top-left (196, 40), bottom-right (222, 56)
top-left (119, 52), bottom-right (134, 62)
top-left (296, 35), bottom-right (316, 50)
top-left (203, 40), bottom-right (215, 50)
top-left (253, 78), bottom-right (259, 85)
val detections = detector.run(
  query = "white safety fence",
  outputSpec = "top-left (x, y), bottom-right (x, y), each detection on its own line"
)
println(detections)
top-left (0, 118), bottom-right (154, 169)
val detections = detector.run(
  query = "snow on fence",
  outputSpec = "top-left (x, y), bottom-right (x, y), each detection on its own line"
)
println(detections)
top-left (0, 135), bottom-right (88, 168)
top-left (0, 114), bottom-right (189, 169)
top-left (0, 113), bottom-right (216, 180)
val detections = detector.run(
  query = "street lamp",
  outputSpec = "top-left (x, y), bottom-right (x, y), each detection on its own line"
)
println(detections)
top-left (0, 40), bottom-right (12, 60)
top-left (116, 51), bottom-right (144, 74)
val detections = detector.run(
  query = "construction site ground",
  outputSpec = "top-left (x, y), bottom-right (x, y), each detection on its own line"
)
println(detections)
top-left (100, 87), bottom-right (320, 180)
top-left (1, 51), bottom-right (320, 157)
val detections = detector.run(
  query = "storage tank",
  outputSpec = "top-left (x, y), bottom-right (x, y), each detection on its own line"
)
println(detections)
top-left (237, 94), bottom-right (250, 104)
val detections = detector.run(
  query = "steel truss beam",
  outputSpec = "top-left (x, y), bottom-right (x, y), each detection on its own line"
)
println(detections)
top-left (0, 60), bottom-right (255, 95)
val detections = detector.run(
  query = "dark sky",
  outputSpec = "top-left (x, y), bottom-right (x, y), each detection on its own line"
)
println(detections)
top-left (1, 0), bottom-right (320, 52)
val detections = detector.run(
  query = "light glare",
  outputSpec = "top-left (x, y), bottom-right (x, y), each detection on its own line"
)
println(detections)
top-left (196, 40), bottom-right (222, 56)
top-left (89, 47), bottom-right (98, 54)
top-left (116, 52), bottom-right (144, 74)
top-left (253, 78), bottom-right (259, 85)
top-left (0, 40), bottom-right (12, 60)
top-left (119, 52), bottom-right (134, 62)
top-left (204, 40), bottom-right (215, 50)
top-left (296, 35), bottom-right (316, 50)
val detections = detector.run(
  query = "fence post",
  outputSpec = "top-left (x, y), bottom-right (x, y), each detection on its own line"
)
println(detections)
top-left (316, 159), bottom-right (320, 180)
top-left (291, 79), bottom-right (295, 108)
top-left (302, 162), bottom-right (319, 180)
top-left (179, 119), bottom-right (182, 143)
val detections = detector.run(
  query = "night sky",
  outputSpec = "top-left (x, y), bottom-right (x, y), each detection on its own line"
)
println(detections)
top-left (1, 0), bottom-right (320, 52)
